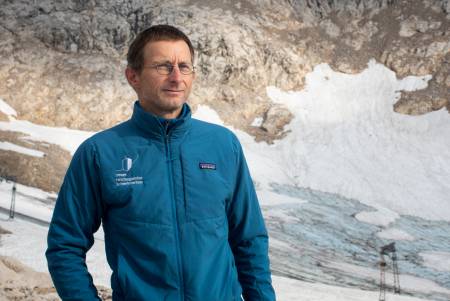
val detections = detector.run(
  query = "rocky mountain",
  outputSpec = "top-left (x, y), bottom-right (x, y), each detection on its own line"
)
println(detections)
top-left (0, 0), bottom-right (449, 192)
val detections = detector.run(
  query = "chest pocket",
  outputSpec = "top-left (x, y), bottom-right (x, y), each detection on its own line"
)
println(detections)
top-left (181, 154), bottom-right (231, 221)
top-left (99, 148), bottom-right (173, 225)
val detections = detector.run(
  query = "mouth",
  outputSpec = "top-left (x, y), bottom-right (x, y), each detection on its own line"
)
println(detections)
top-left (163, 89), bottom-right (184, 93)
top-left (162, 89), bottom-right (185, 98)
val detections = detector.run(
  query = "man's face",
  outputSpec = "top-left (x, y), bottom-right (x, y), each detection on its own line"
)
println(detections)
top-left (126, 40), bottom-right (195, 118)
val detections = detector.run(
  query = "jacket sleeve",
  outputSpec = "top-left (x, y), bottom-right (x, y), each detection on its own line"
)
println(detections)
top-left (227, 136), bottom-right (276, 301)
top-left (46, 139), bottom-right (103, 301)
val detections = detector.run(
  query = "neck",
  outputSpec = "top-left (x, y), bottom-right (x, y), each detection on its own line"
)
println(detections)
top-left (139, 102), bottom-right (183, 120)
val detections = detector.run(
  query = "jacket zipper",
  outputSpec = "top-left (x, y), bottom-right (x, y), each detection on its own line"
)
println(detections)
top-left (164, 123), bottom-right (185, 301)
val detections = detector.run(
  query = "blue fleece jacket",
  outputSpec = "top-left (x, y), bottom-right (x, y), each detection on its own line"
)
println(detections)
top-left (46, 101), bottom-right (276, 301)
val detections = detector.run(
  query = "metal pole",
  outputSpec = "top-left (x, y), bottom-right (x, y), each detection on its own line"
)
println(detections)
top-left (392, 252), bottom-right (401, 294)
top-left (9, 182), bottom-right (16, 219)
top-left (379, 256), bottom-right (386, 301)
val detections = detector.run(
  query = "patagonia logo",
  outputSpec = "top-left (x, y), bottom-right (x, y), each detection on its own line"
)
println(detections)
top-left (199, 162), bottom-right (216, 170)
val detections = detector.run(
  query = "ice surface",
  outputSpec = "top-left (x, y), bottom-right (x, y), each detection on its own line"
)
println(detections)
top-left (420, 251), bottom-right (450, 273)
top-left (327, 261), bottom-right (450, 295)
top-left (0, 211), bottom-right (435, 301)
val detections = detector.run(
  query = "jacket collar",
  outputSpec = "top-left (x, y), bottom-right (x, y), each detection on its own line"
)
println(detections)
top-left (131, 101), bottom-right (191, 139)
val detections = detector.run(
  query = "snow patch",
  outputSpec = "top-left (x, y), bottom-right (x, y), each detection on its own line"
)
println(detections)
top-left (377, 227), bottom-right (415, 241)
top-left (0, 98), bottom-right (17, 117)
top-left (193, 105), bottom-right (224, 126)
top-left (251, 117), bottom-right (263, 127)
top-left (265, 60), bottom-right (450, 221)
top-left (355, 207), bottom-right (400, 227)
top-left (0, 214), bottom-right (109, 288)
top-left (0, 181), bottom-right (55, 221)
top-left (0, 118), bottom-right (95, 155)
top-left (0, 141), bottom-right (45, 158)
top-left (2, 181), bottom-right (57, 200)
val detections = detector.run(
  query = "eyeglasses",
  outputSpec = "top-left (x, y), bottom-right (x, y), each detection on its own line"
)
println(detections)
top-left (145, 63), bottom-right (195, 75)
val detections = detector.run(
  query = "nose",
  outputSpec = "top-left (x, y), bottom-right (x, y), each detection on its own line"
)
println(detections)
top-left (168, 65), bottom-right (182, 82)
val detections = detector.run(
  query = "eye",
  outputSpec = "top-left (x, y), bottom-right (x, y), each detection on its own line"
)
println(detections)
top-left (157, 63), bottom-right (173, 72)
top-left (178, 63), bottom-right (193, 74)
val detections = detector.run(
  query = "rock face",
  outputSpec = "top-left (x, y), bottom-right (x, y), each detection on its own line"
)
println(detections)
top-left (0, 0), bottom-right (449, 191)
top-left (0, 130), bottom-right (70, 193)
top-left (0, 256), bottom-right (59, 301)
top-left (0, 255), bottom-right (112, 301)
top-left (0, 111), bottom-right (8, 122)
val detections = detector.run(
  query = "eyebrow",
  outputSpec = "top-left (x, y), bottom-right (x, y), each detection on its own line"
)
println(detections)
top-left (151, 59), bottom-right (192, 65)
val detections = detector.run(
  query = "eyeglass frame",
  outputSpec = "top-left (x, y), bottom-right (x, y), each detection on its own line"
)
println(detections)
top-left (144, 62), bottom-right (196, 75)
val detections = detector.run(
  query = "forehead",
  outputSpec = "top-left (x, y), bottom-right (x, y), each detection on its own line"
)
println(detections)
top-left (143, 40), bottom-right (192, 63)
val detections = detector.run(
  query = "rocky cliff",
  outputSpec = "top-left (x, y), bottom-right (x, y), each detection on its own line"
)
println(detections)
top-left (0, 0), bottom-right (449, 192)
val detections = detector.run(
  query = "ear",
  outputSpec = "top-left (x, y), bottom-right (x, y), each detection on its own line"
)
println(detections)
top-left (125, 67), bottom-right (141, 90)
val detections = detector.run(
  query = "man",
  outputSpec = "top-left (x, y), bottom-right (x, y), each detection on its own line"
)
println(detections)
top-left (46, 24), bottom-right (276, 301)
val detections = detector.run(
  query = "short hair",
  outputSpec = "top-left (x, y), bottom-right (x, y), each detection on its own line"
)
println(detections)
top-left (127, 24), bottom-right (195, 72)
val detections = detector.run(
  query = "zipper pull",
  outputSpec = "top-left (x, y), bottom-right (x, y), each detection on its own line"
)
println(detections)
top-left (165, 121), bottom-right (171, 135)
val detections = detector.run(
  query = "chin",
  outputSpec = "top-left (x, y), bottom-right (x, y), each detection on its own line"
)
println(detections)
top-left (165, 99), bottom-right (185, 108)
top-left (159, 102), bottom-right (184, 113)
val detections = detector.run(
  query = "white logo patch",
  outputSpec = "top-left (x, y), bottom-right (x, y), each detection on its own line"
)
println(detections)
top-left (115, 155), bottom-right (143, 186)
